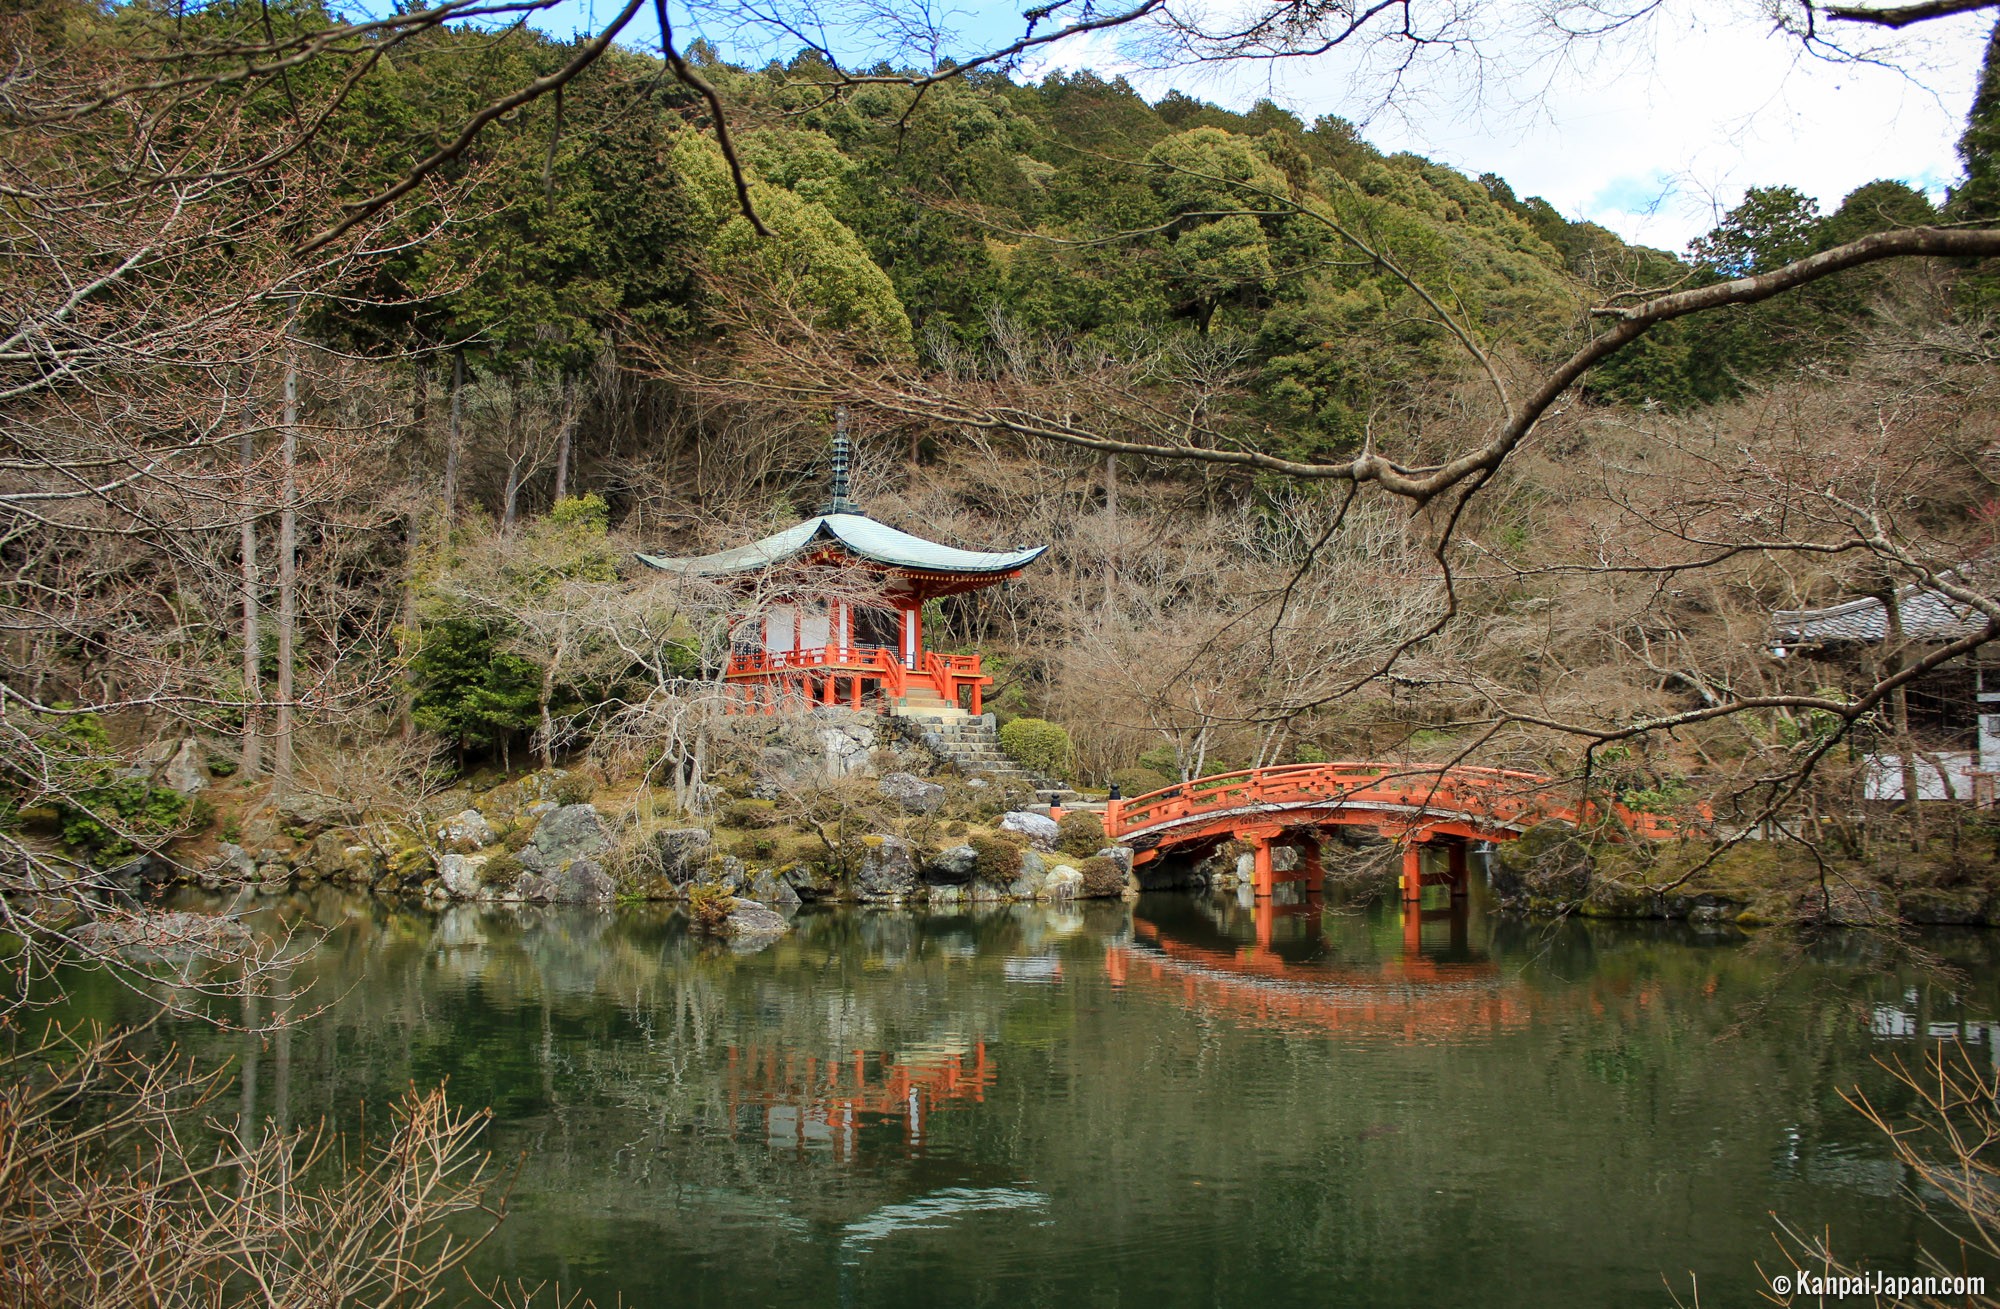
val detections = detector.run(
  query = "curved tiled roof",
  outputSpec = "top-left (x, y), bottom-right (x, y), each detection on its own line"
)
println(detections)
top-left (1772, 571), bottom-right (1990, 646)
top-left (635, 513), bottom-right (1045, 577)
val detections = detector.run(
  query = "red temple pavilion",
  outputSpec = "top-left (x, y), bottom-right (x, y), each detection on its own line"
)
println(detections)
top-left (636, 437), bottom-right (1044, 716)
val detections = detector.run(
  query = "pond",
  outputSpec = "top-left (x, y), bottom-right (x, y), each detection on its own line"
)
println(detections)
top-left (38, 886), bottom-right (2000, 1308)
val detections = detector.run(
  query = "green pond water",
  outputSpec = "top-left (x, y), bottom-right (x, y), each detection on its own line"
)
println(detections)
top-left (39, 886), bottom-right (2000, 1307)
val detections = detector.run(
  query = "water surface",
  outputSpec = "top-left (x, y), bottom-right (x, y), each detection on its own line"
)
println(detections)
top-left (44, 887), bottom-right (2000, 1307)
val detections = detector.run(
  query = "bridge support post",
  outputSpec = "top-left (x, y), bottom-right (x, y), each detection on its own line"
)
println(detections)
top-left (1301, 839), bottom-right (1323, 894)
top-left (1401, 843), bottom-right (1424, 905)
top-left (1251, 837), bottom-right (1275, 900)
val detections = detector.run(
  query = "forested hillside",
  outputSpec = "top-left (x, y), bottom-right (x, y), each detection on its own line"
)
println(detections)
top-left (5, 0), bottom-right (1995, 870)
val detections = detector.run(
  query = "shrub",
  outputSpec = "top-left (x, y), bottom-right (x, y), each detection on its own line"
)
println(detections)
top-left (998, 718), bottom-right (1070, 779)
top-left (478, 852), bottom-right (523, 886)
top-left (58, 780), bottom-right (200, 860)
top-left (1109, 767), bottom-right (1173, 798)
top-left (687, 882), bottom-right (733, 933)
top-left (968, 833), bottom-right (1023, 887)
top-left (551, 772), bottom-right (595, 806)
top-left (1079, 855), bottom-right (1127, 898)
top-left (721, 799), bottom-right (777, 829)
top-left (502, 824), bottom-right (533, 852)
top-left (1056, 810), bottom-right (1106, 857)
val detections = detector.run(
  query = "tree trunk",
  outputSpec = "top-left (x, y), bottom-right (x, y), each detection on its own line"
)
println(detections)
top-left (1102, 452), bottom-right (1118, 611)
top-left (501, 379), bottom-right (522, 535)
top-left (1881, 583), bottom-right (1922, 847)
top-left (399, 507), bottom-right (420, 742)
top-left (538, 661), bottom-right (557, 770)
top-left (442, 350), bottom-right (464, 522)
top-left (551, 402), bottom-right (572, 503)
top-left (273, 350), bottom-right (298, 798)
top-left (240, 422), bottom-right (262, 777)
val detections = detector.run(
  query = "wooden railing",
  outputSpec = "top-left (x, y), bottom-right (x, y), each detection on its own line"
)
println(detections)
top-left (722, 643), bottom-right (997, 705)
top-left (1103, 762), bottom-right (1686, 842)
top-left (921, 651), bottom-right (985, 709)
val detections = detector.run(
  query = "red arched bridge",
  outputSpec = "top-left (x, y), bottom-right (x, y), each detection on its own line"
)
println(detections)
top-left (1101, 762), bottom-right (1685, 905)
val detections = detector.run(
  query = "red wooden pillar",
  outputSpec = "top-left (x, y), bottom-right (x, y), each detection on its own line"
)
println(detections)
top-left (1401, 842), bottom-right (1424, 905)
top-left (822, 673), bottom-right (837, 706)
top-left (1252, 837), bottom-right (1274, 900)
top-left (1302, 839), bottom-right (1323, 893)
top-left (851, 675), bottom-right (863, 710)
top-left (970, 681), bottom-right (982, 716)
top-left (1448, 838), bottom-right (1469, 900)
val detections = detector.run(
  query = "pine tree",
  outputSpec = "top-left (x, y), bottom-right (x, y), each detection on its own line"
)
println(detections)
top-left (1957, 17), bottom-right (2000, 222)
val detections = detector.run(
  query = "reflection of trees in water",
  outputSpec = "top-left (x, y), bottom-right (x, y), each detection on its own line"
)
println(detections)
top-left (75, 888), bottom-right (2000, 1305)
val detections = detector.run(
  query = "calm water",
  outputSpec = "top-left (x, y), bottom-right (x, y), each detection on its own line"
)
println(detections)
top-left (38, 886), bottom-right (2000, 1307)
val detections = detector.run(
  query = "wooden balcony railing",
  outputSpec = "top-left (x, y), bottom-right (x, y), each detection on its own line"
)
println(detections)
top-left (722, 644), bottom-right (992, 712)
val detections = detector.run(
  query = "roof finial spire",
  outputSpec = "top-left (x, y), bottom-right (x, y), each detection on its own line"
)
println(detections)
top-left (819, 408), bottom-right (860, 516)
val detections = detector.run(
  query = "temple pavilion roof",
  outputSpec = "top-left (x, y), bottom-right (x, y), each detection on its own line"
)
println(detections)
top-left (635, 512), bottom-right (1046, 579)
top-left (1771, 565), bottom-right (1992, 647)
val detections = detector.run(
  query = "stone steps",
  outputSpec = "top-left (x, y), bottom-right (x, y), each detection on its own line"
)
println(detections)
top-left (892, 705), bottom-right (1078, 800)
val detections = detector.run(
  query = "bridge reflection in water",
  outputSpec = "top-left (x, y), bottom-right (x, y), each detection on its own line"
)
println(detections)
top-left (725, 1041), bottom-right (995, 1159)
top-left (1106, 893), bottom-right (1531, 1044)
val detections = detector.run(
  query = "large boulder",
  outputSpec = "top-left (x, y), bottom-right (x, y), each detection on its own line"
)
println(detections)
top-left (1000, 811), bottom-right (1061, 850)
top-left (924, 844), bottom-right (978, 884)
top-left (437, 809), bottom-right (497, 852)
top-left (1043, 865), bottom-right (1083, 900)
top-left (517, 804), bottom-right (610, 876)
top-left (310, 831), bottom-right (380, 883)
top-left (160, 739), bottom-right (210, 795)
top-left (212, 842), bottom-right (257, 882)
top-left (723, 898), bottom-right (790, 946)
top-left (1008, 848), bottom-right (1047, 900)
top-left (856, 835), bottom-right (919, 900)
top-left (543, 857), bottom-right (616, 905)
top-left (73, 911), bottom-right (251, 961)
top-left (474, 769), bottom-right (572, 817)
top-left (630, 828), bottom-right (714, 887)
top-left (437, 852), bottom-right (488, 899)
top-left (747, 868), bottom-right (802, 909)
top-left (878, 772), bottom-right (945, 814)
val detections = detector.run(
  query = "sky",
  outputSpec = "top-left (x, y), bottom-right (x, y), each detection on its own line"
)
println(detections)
top-left (532, 1), bottom-right (1994, 254)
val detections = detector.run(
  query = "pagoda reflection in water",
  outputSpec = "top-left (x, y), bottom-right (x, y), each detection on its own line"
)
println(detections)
top-left (725, 1040), bottom-right (994, 1159)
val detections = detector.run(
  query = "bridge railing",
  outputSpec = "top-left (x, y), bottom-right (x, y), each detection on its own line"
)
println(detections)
top-left (1103, 762), bottom-right (1684, 841)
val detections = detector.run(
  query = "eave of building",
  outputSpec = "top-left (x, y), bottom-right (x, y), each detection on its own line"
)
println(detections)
top-left (634, 512), bottom-right (1046, 587)
top-left (1772, 576), bottom-right (1991, 647)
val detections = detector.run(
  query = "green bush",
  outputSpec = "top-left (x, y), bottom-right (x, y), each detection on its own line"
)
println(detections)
top-left (1110, 767), bottom-right (1173, 798)
top-left (687, 882), bottom-right (733, 932)
top-left (479, 851), bottom-right (523, 885)
top-left (1078, 855), bottom-right (1127, 898)
top-left (58, 779), bottom-right (201, 860)
top-left (502, 824), bottom-right (533, 852)
top-left (721, 799), bottom-right (777, 829)
top-left (998, 718), bottom-right (1071, 779)
top-left (1056, 810), bottom-right (1106, 857)
top-left (551, 772), bottom-right (595, 806)
top-left (969, 833), bottom-right (1023, 887)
